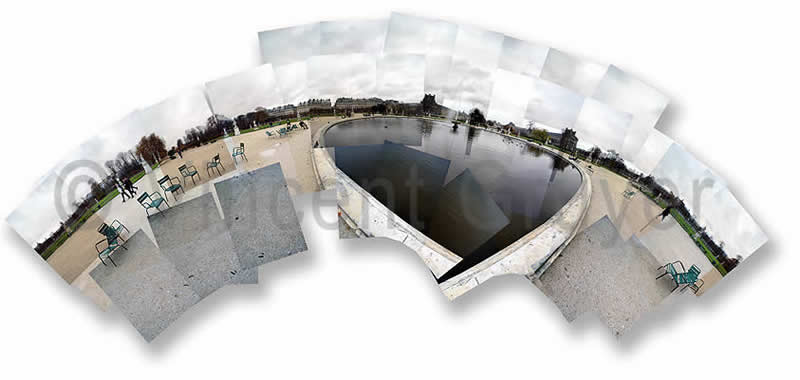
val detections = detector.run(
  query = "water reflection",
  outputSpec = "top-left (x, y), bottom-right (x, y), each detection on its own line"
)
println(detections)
top-left (325, 118), bottom-right (582, 282)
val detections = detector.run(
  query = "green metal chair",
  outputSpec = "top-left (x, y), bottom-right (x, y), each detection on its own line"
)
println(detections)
top-left (265, 130), bottom-right (275, 138)
top-left (207, 154), bottom-right (225, 176)
top-left (232, 142), bottom-right (248, 162)
top-left (179, 164), bottom-right (201, 186)
top-left (685, 265), bottom-right (705, 293)
top-left (657, 261), bottom-right (703, 292)
top-left (95, 221), bottom-right (129, 266)
top-left (623, 189), bottom-right (636, 199)
top-left (158, 175), bottom-right (184, 202)
top-left (98, 219), bottom-right (130, 240)
top-left (137, 191), bottom-right (170, 217)
top-left (278, 127), bottom-right (288, 137)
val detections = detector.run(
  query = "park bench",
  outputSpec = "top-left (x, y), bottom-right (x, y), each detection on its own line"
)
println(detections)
top-left (207, 154), bottom-right (225, 176)
top-left (179, 164), bottom-right (201, 186)
top-left (657, 261), bottom-right (704, 292)
top-left (137, 191), bottom-right (170, 217)
top-left (158, 175), bottom-right (184, 202)
top-left (232, 142), bottom-right (248, 162)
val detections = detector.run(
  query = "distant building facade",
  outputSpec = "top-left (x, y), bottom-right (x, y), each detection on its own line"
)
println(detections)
top-left (559, 128), bottom-right (578, 153)
top-left (297, 99), bottom-right (332, 116)
top-left (334, 97), bottom-right (383, 113)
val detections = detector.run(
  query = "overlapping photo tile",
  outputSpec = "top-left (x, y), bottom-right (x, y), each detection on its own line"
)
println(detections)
top-left (258, 23), bottom-right (321, 106)
top-left (384, 13), bottom-right (458, 104)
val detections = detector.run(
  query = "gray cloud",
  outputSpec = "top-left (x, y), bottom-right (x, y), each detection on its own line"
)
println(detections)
top-left (384, 12), bottom-right (458, 56)
top-left (423, 55), bottom-right (453, 103)
top-left (274, 62), bottom-right (308, 105)
top-left (307, 53), bottom-right (377, 101)
top-left (592, 65), bottom-right (669, 162)
top-left (651, 143), bottom-right (726, 220)
top-left (704, 187), bottom-right (767, 259)
top-left (258, 23), bottom-right (320, 66)
top-left (7, 171), bottom-right (66, 246)
top-left (574, 98), bottom-right (632, 151)
top-left (318, 19), bottom-right (387, 55)
top-left (498, 36), bottom-right (549, 77)
top-left (540, 49), bottom-right (609, 97)
top-left (377, 54), bottom-right (425, 103)
top-left (525, 77), bottom-right (585, 131)
top-left (632, 129), bottom-right (673, 175)
top-left (487, 69), bottom-right (534, 126)
top-left (205, 64), bottom-right (283, 118)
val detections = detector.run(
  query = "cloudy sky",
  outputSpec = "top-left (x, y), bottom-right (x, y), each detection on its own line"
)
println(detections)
top-left (7, 171), bottom-right (65, 247)
top-left (274, 62), bottom-right (307, 105)
top-left (487, 69), bottom-right (534, 126)
top-left (632, 129), bottom-right (673, 175)
top-left (441, 24), bottom-right (504, 113)
top-left (703, 187), bottom-right (767, 259)
top-left (573, 98), bottom-right (632, 151)
top-left (258, 23), bottom-right (320, 66)
top-left (52, 111), bottom-right (143, 176)
top-left (205, 64), bottom-right (283, 118)
top-left (424, 55), bottom-right (453, 104)
top-left (307, 53), bottom-right (376, 101)
top-left (540, 49), bottom-right (609, 97)
top-left (592, 65), bottom-right (669, 162)
top-left (136, 86), bottom-right (214, 146)
top-left (377, 54), bottom-right (425, 103)
top-left (384, 13), bottom-right (458, 56)
top-left (525, 76), bottom-right (585, 131)
top-left (651, 143), bottom-right (727, 220)
top-left (498, 36), bottom-right (549, 77)
top-left (383, 13), bottom-right (458, 104)
top-left (318, 19), bottom-right (387, 55)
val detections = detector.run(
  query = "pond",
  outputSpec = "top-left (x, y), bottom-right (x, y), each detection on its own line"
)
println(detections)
top-left (324, 117), bottom-right (582, 282)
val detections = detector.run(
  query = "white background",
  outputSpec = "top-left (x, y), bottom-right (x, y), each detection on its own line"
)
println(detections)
top-left (0, 1), bottom-right (796, 378)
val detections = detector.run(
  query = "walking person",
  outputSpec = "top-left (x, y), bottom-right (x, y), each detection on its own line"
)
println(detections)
top-left (639, 201), bottom-right (676, 233)
top-left (116, 177), bottom-right (132, 203)
top-left (124, 177), bottom-right (138, 196)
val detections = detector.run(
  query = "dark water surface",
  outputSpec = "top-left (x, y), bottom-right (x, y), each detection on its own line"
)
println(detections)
top-left (325, 117), bottom-right (582, 282)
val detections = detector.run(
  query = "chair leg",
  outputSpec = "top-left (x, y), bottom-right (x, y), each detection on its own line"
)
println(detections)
top-left (671, 282), bottom-right (679, 292)
top-left (99, 256), bottom-right (107, 266)
top-left (656, 272), bottom-right (667, 279)
top-left (109, 255), bottom-right (117, 267)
